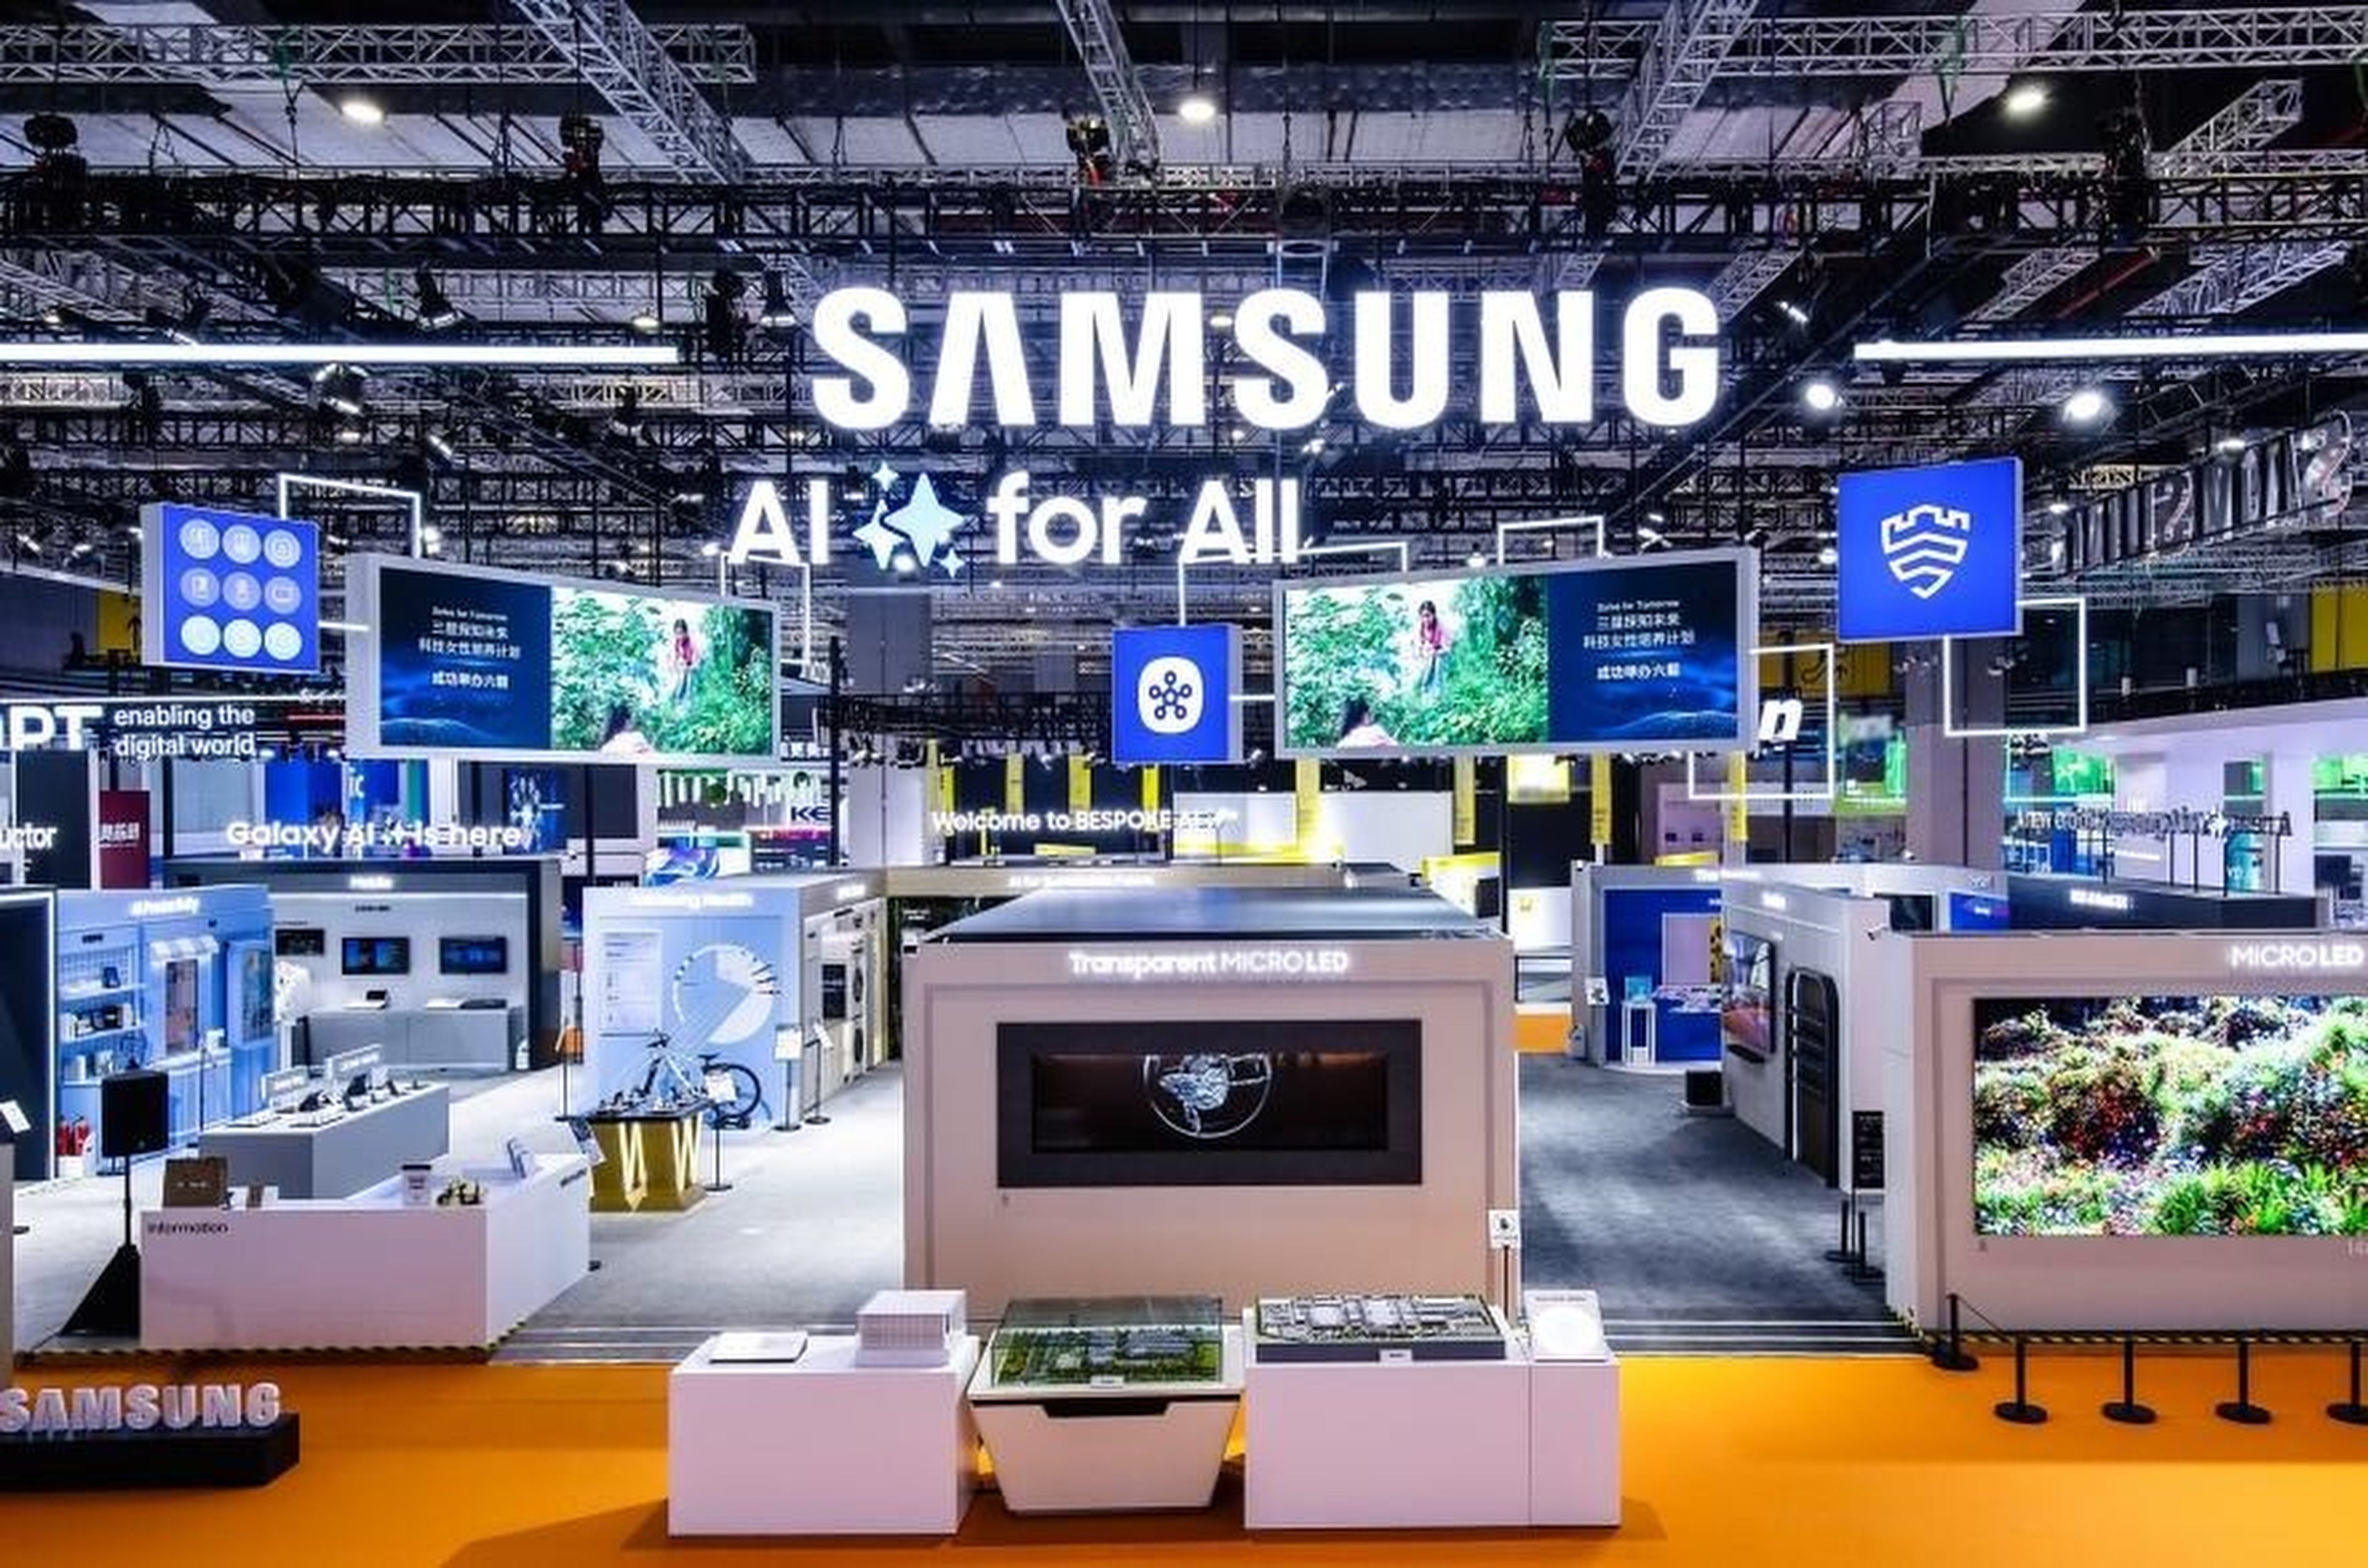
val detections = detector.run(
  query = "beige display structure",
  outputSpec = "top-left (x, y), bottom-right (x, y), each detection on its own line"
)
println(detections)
top-left (902, 886), bottom-right (1519, 1316)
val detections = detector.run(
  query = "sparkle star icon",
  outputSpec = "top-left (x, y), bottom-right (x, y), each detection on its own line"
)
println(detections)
top-left (883, 474), bottom-right (965, 565)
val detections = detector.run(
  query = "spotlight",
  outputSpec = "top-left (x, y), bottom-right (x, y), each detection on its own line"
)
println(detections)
top-left (757, 270), bottom-right (797, 329)
top-left (1177, 94), bottom-right (1219, 126)
top-left (413, 266), bottom-right (460, 330)
top-left (339, 95), bottom-right (385, 128)
top-left (2060, 386), bottom-right (2112, 426)
top-left (1800, 377), bottom-right (1844, 414)
top-left (2002, 82), bottom-right (2048, 118)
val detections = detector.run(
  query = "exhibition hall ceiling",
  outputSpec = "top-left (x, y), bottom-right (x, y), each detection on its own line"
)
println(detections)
top-left (0, 2), bottom-right (2363, 675)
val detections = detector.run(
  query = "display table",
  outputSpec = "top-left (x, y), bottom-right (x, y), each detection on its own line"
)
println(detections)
top-left (669, 1334), bottom-right (981, 1536)
top-left (583, 1110), bottom-right (703, 1212)
top-left (197, 1083), bottom-right (451, 1199)
top-left (1243, 1316), bottom-right (1620, 1529)
top-left (304, 1005), bottom-right (524, 1073)
top-left (140, 1154), bottom-right (590, 1352)
top-left (968, 1325), bottom-right (1244, 1514)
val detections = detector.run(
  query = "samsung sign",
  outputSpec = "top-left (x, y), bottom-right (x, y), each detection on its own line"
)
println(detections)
top-left (1835, 456), bottom-right (2023, 642)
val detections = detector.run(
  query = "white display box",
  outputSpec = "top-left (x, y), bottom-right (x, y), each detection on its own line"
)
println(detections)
top-left (1243, 1313), bottom-right (1621, 1529)
top-left (670, 1333), bottom-right (981, 1536)
top-left (139, 1154), bottom-right (590, 1352)
top-left (969, 1325), bottom-right (1244, 1514)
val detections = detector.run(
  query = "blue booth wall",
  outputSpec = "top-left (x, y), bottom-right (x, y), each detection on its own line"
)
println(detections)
top-left (54, 885), bottom-right (276, 1157)
top-left (1600, 885), bottom-right (1722, 1063)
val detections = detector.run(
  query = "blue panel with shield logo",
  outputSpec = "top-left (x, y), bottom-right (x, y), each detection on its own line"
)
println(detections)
top-left (1835, 456), bottom-right (2023, 642)
top-left (1111, 624), bottom-right (1243, 765)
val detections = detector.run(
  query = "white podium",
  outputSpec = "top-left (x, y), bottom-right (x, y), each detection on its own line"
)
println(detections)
top-left (669, 1334), bottom-right (981, 1536)
top-left (1243, 1313), bottom-right (1620, 1529)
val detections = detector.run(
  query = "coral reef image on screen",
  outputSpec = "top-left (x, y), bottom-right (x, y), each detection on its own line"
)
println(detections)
top-left (547, 589), bottom-right (774, 760)
top-left (1281, 572), bottom-right (1548, 750)
top-left (1972, 995), bottom-right (2366, 1236)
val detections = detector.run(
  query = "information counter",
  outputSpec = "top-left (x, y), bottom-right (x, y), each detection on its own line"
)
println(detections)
top-left (197, 1082), bottom-right (451, 1199)
top-left (140, 1153), bottom-right (590, 1352)
top-left (303, 1004), bottom-right (524, 1073)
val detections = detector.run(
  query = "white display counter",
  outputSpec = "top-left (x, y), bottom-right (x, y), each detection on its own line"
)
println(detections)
top-left (968, 1325), bottom-right (1246, 1514)
top-left (1243, 1315), bottom-right (1620, 1529)
top-left (197, 1082), bottom-right (450, 1199)
top-left (669, 1334), bottom-right (981, 1536)
top-left (139, 1153), bottom-right (590, 1352)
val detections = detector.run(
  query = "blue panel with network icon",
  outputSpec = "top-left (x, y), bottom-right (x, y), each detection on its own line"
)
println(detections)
top-left (141, 503), bottom-right (322, 675)
top-left (1110, 623), bottom-right (1242, 765)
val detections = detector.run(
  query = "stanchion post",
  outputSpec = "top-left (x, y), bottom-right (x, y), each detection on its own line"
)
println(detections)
top-left (2101, 1334), bottom-right (2156, 1425)
top-left (1931, 1292), bottom-right (1980, 1373)
top-left (1993, 1336), bottom-right (2048, 1425)
top-left (2328, 1339), bottom-right (2368, 1426)
top-left (2214, 1334), bottom-right (2273, 1425)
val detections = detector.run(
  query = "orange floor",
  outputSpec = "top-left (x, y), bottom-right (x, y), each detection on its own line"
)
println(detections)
top-left (6, 1349), bottom-right (2360, 1565)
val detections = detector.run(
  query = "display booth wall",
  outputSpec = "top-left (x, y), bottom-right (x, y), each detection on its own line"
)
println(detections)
top-left (902, 887), bottom-right (1518, 1316)
top-left (168, 857), bottom-right (565, 1066)
top-left (54, 884), bottom-right (275, 1161)
top-left (579, 874), bottom-right (885, 1125)
top-left (1883, 931), bottom-right (2366, 1331)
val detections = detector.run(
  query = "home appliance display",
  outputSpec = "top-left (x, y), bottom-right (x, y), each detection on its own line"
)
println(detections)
top-left (1719, 930), bottom-right (1776, 1063)
top-left (349, 554), bottom-right (780, 765)
top-left (437, 936), bottom-right (509, 976)
top-left (1972, 994), bottom-right (2366, 1237)
top-left (980, 1296), bottom-right (1227, 1392)
top-left (1252, 1295), bottom-right (1509, 1362)
top-left (996, 1019), bottom-right (1423, 1188)
top-left (1275, 548), bottom-right (1757, 757)
top-left (340, 936), bottom-right (412, 977)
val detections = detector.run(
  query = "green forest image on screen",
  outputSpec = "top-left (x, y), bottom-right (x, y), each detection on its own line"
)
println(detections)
top-left (1972, 994), bottom-right (2366, 1236)
top-left (1282, 573), bottom-right (1547, 750)
top-left (548, 590), bottom-right (775, 759)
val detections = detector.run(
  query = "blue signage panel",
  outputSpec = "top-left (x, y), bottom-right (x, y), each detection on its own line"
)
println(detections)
top-left (1835, 456), bottom-right (2023, 643)
top-left (141, 504), bottom-right (320, 675)
top-left (1111, 623), bottom-right (1242, 765)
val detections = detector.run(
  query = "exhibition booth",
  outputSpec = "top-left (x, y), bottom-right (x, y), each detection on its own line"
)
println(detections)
top-left (167, 856), bottom-right (564, 1070)
top-left (1880, 930), bottom-right (2365, 1332)
top-left (899, 883), bottom-right (1518, 1316)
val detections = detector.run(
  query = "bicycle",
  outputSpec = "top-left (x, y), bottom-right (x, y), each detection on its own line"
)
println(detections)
top-left (610, 1031), bottom-right (767, 1131)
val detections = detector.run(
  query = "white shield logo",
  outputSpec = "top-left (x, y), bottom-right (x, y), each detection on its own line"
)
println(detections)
top-left (1137, 656), bottom-right (1205, 735)
top-left (1879, 502), bottom-right (1973, 600)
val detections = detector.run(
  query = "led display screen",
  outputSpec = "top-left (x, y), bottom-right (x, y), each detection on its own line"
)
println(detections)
top-left (348, 556), bottom-right (779, 766)
top-left (1720, 929), bottom-right (1776, 1063)
top-left (998, 1019), bottom-right (1422, 1186)
top-left (1972, 994), bottom-right (2366, 1236)
top-left (1274, 549), bottom-right (1755, 757)
top-left (340, 936), bottom-right (411, 977)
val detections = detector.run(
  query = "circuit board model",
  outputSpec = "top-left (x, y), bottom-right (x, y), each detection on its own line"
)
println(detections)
top-left (1252, 1293), bottom-right (1509, 1362)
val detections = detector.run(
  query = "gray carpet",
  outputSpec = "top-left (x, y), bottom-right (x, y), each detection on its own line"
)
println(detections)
top-left (1517, 1056), bottom-right (1912, 1354)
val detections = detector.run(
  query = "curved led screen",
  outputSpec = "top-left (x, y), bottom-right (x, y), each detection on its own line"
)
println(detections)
top-left (1274, 548), bottom-right (1756, 757)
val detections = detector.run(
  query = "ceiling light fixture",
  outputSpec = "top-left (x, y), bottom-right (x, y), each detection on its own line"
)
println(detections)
top-left (0, 341), bottom-right (678, 368)
top-left (338, 95), bottom-right (386, 128)
top-left (1856, 330), bottom-right (2368, 365)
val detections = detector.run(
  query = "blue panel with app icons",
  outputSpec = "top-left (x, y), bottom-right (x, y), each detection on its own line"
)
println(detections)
top-left (1111, 624), bottom-right (1243, 765)
top-left (141, 503), bottom-right (321, 675)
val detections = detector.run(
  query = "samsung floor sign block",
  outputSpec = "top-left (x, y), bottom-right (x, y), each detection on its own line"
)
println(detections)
top-left (0, 1380), bottom-right (300, 1491)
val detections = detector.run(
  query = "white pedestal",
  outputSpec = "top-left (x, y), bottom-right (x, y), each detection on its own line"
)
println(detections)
top-left (1245, 1337), bottom-right (1531, 1528)
top-left (1529, 1353), bottom-right (1621, 1526)
top-left (969, 1325), bottom-right (1243, 1514)
top-left (139, 1153), bottom-right (589, 1352)
top-left (669, 1334), bottom-right (980, 1536)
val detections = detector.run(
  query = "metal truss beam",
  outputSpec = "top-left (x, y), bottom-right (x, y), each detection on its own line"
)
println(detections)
top-left (1617, 0), bottom-right (1761, 177)
top-left (0, 23), bottom-right (754, 86)
top-left (1051, 0), bottom-right (1163, 174)
top-left (512, 1), bottom-right (748, 181)
top-left (1542, 9), bottom-right (2368, 79)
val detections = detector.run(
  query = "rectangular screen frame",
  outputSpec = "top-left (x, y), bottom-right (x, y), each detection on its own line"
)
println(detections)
top-left (996, 1019), bottom-right (1423, 1188)
top-left (345, 552), bottom-right (782, 767)
top-left (1270, 545), bottom-right (1759, 759)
